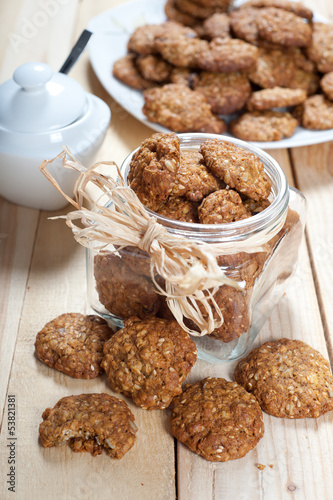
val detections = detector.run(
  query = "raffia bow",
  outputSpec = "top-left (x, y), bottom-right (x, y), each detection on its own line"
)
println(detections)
top-left (40, 146), bottom-right (285, 336)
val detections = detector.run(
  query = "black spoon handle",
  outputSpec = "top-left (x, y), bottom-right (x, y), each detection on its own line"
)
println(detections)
top-left (59, 29), bottom-right (93, 74)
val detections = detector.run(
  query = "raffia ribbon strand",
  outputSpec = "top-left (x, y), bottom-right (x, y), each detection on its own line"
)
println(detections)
top-left (40, 146), bottom-right (286, 336)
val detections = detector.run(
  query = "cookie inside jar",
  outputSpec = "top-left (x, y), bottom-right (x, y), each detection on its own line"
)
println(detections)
top-left (89, 132), bottom-right (305, 362)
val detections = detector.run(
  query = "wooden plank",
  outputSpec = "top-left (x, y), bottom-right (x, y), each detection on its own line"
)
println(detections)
top-left (0, 199), bottom-right (39, 428)
top-left (0, 208), bottom-right (175, 500)
top-left (177, 142), bottom-right (333, 499)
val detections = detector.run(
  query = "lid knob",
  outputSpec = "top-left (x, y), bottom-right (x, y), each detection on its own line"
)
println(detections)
top-left (13, 62), bottom-right (53, 92)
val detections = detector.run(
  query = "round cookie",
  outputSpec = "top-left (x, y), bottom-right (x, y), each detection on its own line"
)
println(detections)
top-left (256, 8), bottom-right (312, 48)
top-left (237, 0), bottom-right (313, 20)
top-left (165, 0), bottom-right (201, 26)
top-left (306, 23), bottom-right (333, 73)
top-left (320, 72), bottom-right (333, 101)
top-left (156, 197), bottom-right (200, 222)
top-left (300, 94), bottom-right (333, 130)
top-left (35, 313), bottom-right (113, 379)
top-left (170, 377), bottom-right (264, 461)
top-left (39, 393), bottom-right (137, 458)
top-left (136, 55), bottom-right (172, 83)
top-left (101, 316), bottom-right (197, 410)
top-left (202, 13), bottom-right (230, 40)
top-left (199, 139), bottom-right (272, 201)
top-left (198, 38), bottom-right (258, 73)
top-left (234, 338), bottom-right (333, 418)
top-left (112, 54), bottom-right (155, 90)
top-left (94, 252), bottom-right (161, 319)
top-left (247, 87), bottom-right (307, 111)
top-left (230, 110), bottom-right (298, 142)
top-left (198, 189), bottom-right (250, 224)
top-left (143, 84), bottom-right (227, 134)
top-left (248, 47), bottom-right (296, 88)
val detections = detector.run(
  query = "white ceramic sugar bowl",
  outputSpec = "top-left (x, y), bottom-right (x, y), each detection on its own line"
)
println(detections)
top-left (0, 62), bottom-right (111, 210)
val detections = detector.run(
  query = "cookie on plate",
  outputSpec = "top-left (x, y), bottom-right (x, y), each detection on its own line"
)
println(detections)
top-left (256, 8), bottom-right (312, 48)
top-left (237, 0), bottom-right (313, 20)
top-left (306, 23), bottom-right (333, 73)
top-left (165, 0), bottom-right (201, 26)
top-left (143, 84), bottom-right (227, 134)
top-left (201, 12), bottom-right (230, 40)
top-left (234, 338), bottom-right (333, 418)
top-left (248, 47), bottom-right (296, 88)
top-left (101, 316), bottom-right (197, 410)
top-left (136, 55), bottom-right (172, 83)
top-left (112, 54), bottom-right (155, 90)
top-left (247, 87), bottom-right (307, 111)
top-left (199, 139), bottom-right (271, 201)
top-left (320, 72), bottom-right (333, 101)
top-left (39, 393), bottom-right (137, 458)
top-left (230, 110), bottom-right (298, 142)
top-left (198, 37), bottom-right (258, 73)
top-left (35, 313), bottom-right (113, 379)
top-left (170, 377), bottom-right (264, 461)
top-left (300, 94), bottom-right (333, 130)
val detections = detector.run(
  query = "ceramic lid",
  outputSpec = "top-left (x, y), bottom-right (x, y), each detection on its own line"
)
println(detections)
top-left (0, 62), bottom-right (87, 133)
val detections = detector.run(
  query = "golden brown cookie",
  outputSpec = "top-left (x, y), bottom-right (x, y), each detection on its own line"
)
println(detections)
top-left (127, 132), bottom-right (180, 211)
top-left (194, 71), bottom-right (251, 115)
top-left (94, 252), bottom-right (160, 319)
top-left (136, 55), bottom-right (172, 82)
top-left (306, 23), bottom-right (333, 73)
top-left (112, 54), bottom-right (155, 90)
top-left (230, 110), bottom-right (298, 142)
top-left (165, 0), bottom-right (201, 26)
top-left (198, 37), bottom-right (258, 73)
top-left (300, 94), bottom-right (333, 130)
top-left (198, 189), bottom-right (251, 224)
top-left (199, 139), bottom-right (271, 201)
top-left (288, 67), bottom-right (320, 96)
top-left (172, 150), bottom-right (223, 202)
top-left (175, 0), bottom-right (219, 20)
top-left (169, 67), bottom-right (200, 88)
top-left (248, 47), bottom-right (296, 88)
top-left (101, 316), bottom-right (197, 410)
top-left (39, 393), bottom-right (137, 457)
top-left (320, 72), bottom-right (333, 101)
top-left (256, 8), bottom-right (312, 48)
top-left (229, 7), bottom-right (262, 45)
top-left (236, 0), bottom-right (313, 20)
top-left (143, 84), bottom-right (227, 134)
top-left (156, 197), bottom-right (200, 222)
top-left (170, 377), bottom-right (264, 461)
top-left (202, 12), bottom-right (230, 40)
top-left (35, 313), bottom-right (113, 379)
top-left (155, 29), bottom-right (208, 68)
top-left (127, 24), bottom-right (162, 55)
top-left (247, 87), bottom-right (307, 111)
top-left (234, 338), bottom-right (333, 418)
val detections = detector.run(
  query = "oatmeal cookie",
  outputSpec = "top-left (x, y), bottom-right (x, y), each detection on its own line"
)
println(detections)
top-left (143, 84), bottom-right (227, 134)
top-left (112, 54), bottom-right (154, 90)
top-left (198, 37), bottom-right (258, 73)
top-left (170, 67), bottom-right (199, 88)
top-left (175, 0), bottom-right (219, 20)
top-left (320, 72), bottom-right (333, 101)
top-left (118, 246), bottom-right (152, 278)
top-left (236, 0), bottom-right (313, 20)
top-left (39, 393), bottom-right (137, 457)
top-left (241, 197), bottom-right (271, 215)
top-left (193, 0), bottom-right (231, 8)
top-left (248, 48), bottom-right (296, 88)
top-left (256, 8), bottom-right (312, 48)
top-left (194, 71), bottom-right (251, 115)
top-left (202, 13), bottom-right (230, 40)
top-left (307, 23), bottom-right (333, 73)
top-left (127, 24), bottom-right (162, 55)
top-left (199, 139), bottom-right (271, 201)
top-left (247, 87), bottom-right (307, 111)
top-left (300, 94), bottom-right (333, 130)
top-left (127, 132), bottom-right (180, 210)
top-left (172, 150), bottom-right (223, 201)
top-left (217, 251), bottom-right (268, 289)
top-left (198, 189), bottom-right (250, 224)
top-left (94, 252), bottom-right (160, 319)
top-left (165, 0), bottom-right (201, 26)
top-left (229, 7), bottom-right (261, 45)
top-left (170, 377), bottom-right (264, 461)
top-left (101, 316), bottom-right (197, 410)
top-left (35, 313), bottom-right (113, 379)
top-left (288, 67), bottom-right (320, 96)
top-left (234, 338), bottom-right (333, 418)
top-left (155, 29), bottom-right (208, 68)
top-left (136, 55), bottom-right (172, 83)
top-left (230, 110), bottom-right (298, 142)
top-left (156, 197), bottom-right (199, 222)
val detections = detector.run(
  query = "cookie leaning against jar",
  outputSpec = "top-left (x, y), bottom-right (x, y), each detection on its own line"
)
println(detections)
top-left (101, 316), bottom-right (197, 410)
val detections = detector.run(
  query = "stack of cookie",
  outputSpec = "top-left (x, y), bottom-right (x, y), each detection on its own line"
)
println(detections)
top-left (113, 0), bottom-right (333, 141)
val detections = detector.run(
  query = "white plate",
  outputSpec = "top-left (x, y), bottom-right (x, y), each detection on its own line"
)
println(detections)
top-left (87, 0), bottom-right (332, 149)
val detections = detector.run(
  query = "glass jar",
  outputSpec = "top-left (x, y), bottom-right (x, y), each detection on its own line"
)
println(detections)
top-left (86, 133), bottom-right (306, 363)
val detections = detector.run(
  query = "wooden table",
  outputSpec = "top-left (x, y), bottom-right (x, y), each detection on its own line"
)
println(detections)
top-left (1, 1), bottom-right (333, 498)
